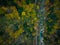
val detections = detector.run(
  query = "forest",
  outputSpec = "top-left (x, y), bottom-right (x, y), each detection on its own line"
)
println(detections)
top-left (0, 0), bottom-right (60, 45)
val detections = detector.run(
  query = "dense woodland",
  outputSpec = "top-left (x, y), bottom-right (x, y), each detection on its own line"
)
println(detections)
top-left (0, 0), bottom-right (60, 45)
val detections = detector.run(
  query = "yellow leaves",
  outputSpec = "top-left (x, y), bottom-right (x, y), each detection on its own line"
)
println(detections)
top-left (5, 14), bottom-right (14, 19)
top-left (45, 0), bottom-right (49, 5)
top-left (7, 24), bottom-right (24, 39)
top-left (10, 6), bottom-right (16, 10)
top-left (18, 16), bottom-right (20, 20)
top-left (14, 28), bottom-right (24, 38)
top-left (28, 8), bottom-right (32, 12)
top-left (54, 9), bottom-right (60, 19)
top-left (9, 28), bottom-right (24, 39)
top-left (55, 9), bottom-right (60, 14)
top-left (25, 5), bottom-right (32, 12)
top-left (33, 17), bottom-right (39, 24)
top-left (1, 6), bottom-right (7, 11)
top-left (29, 3), bottom-right (35, 8)
top-left (53, 24), bottom-right (58, 29)
top-left (24, 5), bottom-right (30, 10)
top-left (34, 17), bottom-right (38, 21)
top-left (10, 6), bottom-right (20, 18)
top-left (5, 6), bottom-right (20, 21)
top-left (30, 10), bottom-right (36, 18)
top-left (2, 2), bottom-right (37, 39)
top-left (24, 4), bottom-right (35, 12)
top-left (32, 32), bottom-right (36, 36)
top-left (36, 5), bottom-right (39, 9)
top-left (22, 11), bottom-right (26, 16)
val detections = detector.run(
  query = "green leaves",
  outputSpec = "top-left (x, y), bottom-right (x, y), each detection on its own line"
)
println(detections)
top-left (44, 0), bottom-right (60, 45)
